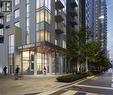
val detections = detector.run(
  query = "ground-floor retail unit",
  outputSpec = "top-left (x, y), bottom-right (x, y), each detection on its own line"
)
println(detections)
top-left (8, 41), bottom-right (67, 75)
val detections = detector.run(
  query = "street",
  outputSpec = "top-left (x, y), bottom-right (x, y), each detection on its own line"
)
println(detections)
top-left (0, 69), bottom-right (113, 95)
top-left (38, 68), bottom-right (113, 95)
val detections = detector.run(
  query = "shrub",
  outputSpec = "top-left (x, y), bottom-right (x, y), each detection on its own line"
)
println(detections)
top-left (56, 72), bottom-right (94, 82)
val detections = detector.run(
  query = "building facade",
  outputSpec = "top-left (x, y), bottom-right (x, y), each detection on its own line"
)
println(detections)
top-left (0, 0), bottom-right (67, 75)
top-left (95, 0), bottom-right (107, 54)
top-left (66, 0), bottom-right (79, 32)
top-left (85, 0), bottom-right (107, 54)
top-left (0, 0), bottom-right (12, 72)
top-left (85, 0), bottom-right (96, 41)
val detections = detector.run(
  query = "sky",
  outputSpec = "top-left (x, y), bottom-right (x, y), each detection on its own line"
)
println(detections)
top-left (107, 0), bottom-right (113, 59)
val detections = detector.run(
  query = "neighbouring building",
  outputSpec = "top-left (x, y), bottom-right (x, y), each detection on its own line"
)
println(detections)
top-left (0, 0), bottom-right (107, 75)
top-left (85, 0), bottom-right (107, 54)
top-left (0, 0), bottom-right (12, 73)
top-left (85, 0), bottom-right (96, 41)
top-left (0, 0), bottom-right (67, 75)
top-left (66, 0), bottom-right (79, 32)
top-left (95, 0), bottom-right (107, 55)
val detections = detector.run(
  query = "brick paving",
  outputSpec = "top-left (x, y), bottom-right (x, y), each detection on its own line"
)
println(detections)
top-left (0, 74), bottom-right (67, 95)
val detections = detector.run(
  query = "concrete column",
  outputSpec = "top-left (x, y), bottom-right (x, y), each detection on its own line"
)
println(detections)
top-left (77, 63), bottom-right (80, 72)
top-left (48, 54), bottom-right (52, 75)
top-left (34, 53), bottom-right (37, 75)
top-left (65, 58), bottom-right (67, 74)
top-left (60, 56), bottom-right (63, 74)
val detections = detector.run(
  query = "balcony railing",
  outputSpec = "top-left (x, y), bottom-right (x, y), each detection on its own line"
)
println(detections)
top-left (55, 10), bottom-right (64, 22)
top-left (0, 36), bottom-right (4, 43)
top-left (0, 23), bottom-right (4, 29)
top-left (55, 23), bottom-right (64, 34)
top-left (0, 12), bottom-right (3, 18)
top-left (55, 0), bottom-right (64, 10)
top-left (70, 16), bottom-right (78, 25)
top-left (71, 0), bottom-right (78, 8)
top-left (70, 8), bottom-right (78, 17)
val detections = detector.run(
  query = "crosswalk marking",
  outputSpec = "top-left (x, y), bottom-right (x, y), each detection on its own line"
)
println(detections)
top-left (86, 92), bottom-right (101, 95)
top-left (75, 84), bottom-right (113, 90)
top-left (37, 90), bottom-right (103, 95)
top-left (61, 90), bottom-right (77, 95)
top-left (111, 83), bottom-right (113, 87)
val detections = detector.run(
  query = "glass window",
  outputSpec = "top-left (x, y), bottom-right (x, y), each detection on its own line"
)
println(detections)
top-left (26, 4), bottom-right (30, 13)
top-left (26, 12), bottom-right (30, 18)
top-left (26, 26), bottom-right (30, 32)
top-left (36, 0), bottom-right (44, 9)
top-left (6, 14), bottom-right (11, 22)
top-left (55, 39), bottom-right (58, 45)
top-left (14, 0), bottom-right (20, 6)
top-left (36, 10), bottom-right (44, 23)
top-left (36, 30), bottom-right (50, 42)
top-left (2, 1), bottom-right (12, 12)
top-left (23, 51), bottom-right (29, 60)
top-left (36, 0), bottom-right (51, 10)
top-left (0, 19), bottom-right (3, 24)
top-left (36, 22), bottom-right (44, 31)
top-left (62, 40), bottom-right (66, 48)
top-left (14, 9), bottom-right (20, 18)
top-left (45, 0), bottom-right (51, 10)
top-left (0, 29), bottom-right (3, 36)
top-left (26, 0), bottom-right (30, 4)
top-left (36, 10), bottom-right (51, 24)
top-left (26, 34), bottom-right (30, 44)
top-left (45, 10), bottom-right (51, 24)
top-left (14, 22), bottom-right (20, 27)
top-left (8, 34), bottom-right (15, 54)
top-left (26, 18), bottom-right (30, 26)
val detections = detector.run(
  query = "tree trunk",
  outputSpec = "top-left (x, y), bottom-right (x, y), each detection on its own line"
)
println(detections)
top-left (85, 57), bottom-right (88, 72)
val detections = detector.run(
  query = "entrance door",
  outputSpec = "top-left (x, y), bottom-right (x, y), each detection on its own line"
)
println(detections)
top-left (36, 53), bottom-right (49, 75)
top-left (22, 51), bottom-right (34, 75)
top-left (8, 54), bottom-right (14, 74)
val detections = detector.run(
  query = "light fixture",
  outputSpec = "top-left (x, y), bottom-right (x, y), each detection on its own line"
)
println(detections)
top-left (99, 15), bottom-right (104, 19)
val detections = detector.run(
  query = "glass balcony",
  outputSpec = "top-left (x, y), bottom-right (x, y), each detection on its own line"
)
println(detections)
top-left (0, 23), bottom-right (4, 29)
top-left (55, 0), bottom-right (64, 10)
top-left (55, 10), bottom-right (64, 22)
top-left (70, 8), bottom-right (78, 17)
top-left (70, 16), bottom-right (78, 25)
top-left (0, 36), bottom-right (4, 43)
top-left (71, 0), bottom-right (78, 8)
top-left (0, 12), bottom-right (3, 18)
top-left (55, 23), bottom-right (64, 34)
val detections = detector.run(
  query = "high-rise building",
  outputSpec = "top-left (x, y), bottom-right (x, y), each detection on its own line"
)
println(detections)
top-left (0, 0), bottom-right (12, 43)
top-left (0, 0), bottom-right (67, 75)
top-left (95, 0), bottom-right (107, 54)
top-left (85, 0), bottom-right (107, 54)
top-left (85, 0), bottom-right (96, 41)
top-left (66, 0), bottom-right (79, 32)
top-left (0, 0), bottom-right (12, 73)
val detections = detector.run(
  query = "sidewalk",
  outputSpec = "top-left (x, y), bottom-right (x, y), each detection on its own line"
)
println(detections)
top-left (0, 74), bottom-right (95, 95)
top-left (0, 75), bottom-right (68, 95)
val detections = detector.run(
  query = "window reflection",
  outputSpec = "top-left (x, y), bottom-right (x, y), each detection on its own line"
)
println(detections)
top-left (14, 9), bottom-right (20, 18)
top-left (36, 0), bottom-right (51, 10)
top-left (37, 30), bottom-right (50, 42)
top-left (8, 34), bottom-right (15, 54)
top-left (36, 10), bottom-right (51, 24)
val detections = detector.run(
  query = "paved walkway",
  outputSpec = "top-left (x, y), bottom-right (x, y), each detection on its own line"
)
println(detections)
top-left (37, 69), bottom-right (113, 95)
top-left (0, 74), bottom-right (67, 95)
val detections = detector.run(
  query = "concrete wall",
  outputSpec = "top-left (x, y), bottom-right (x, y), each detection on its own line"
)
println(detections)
top-left (3, 26), bottom-right (22, 73)
top-left (0, 44), bottom-right (7, 73)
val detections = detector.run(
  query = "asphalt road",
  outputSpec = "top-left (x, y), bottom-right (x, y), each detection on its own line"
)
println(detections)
top-left (47, 68), bottom-right (113, 95)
